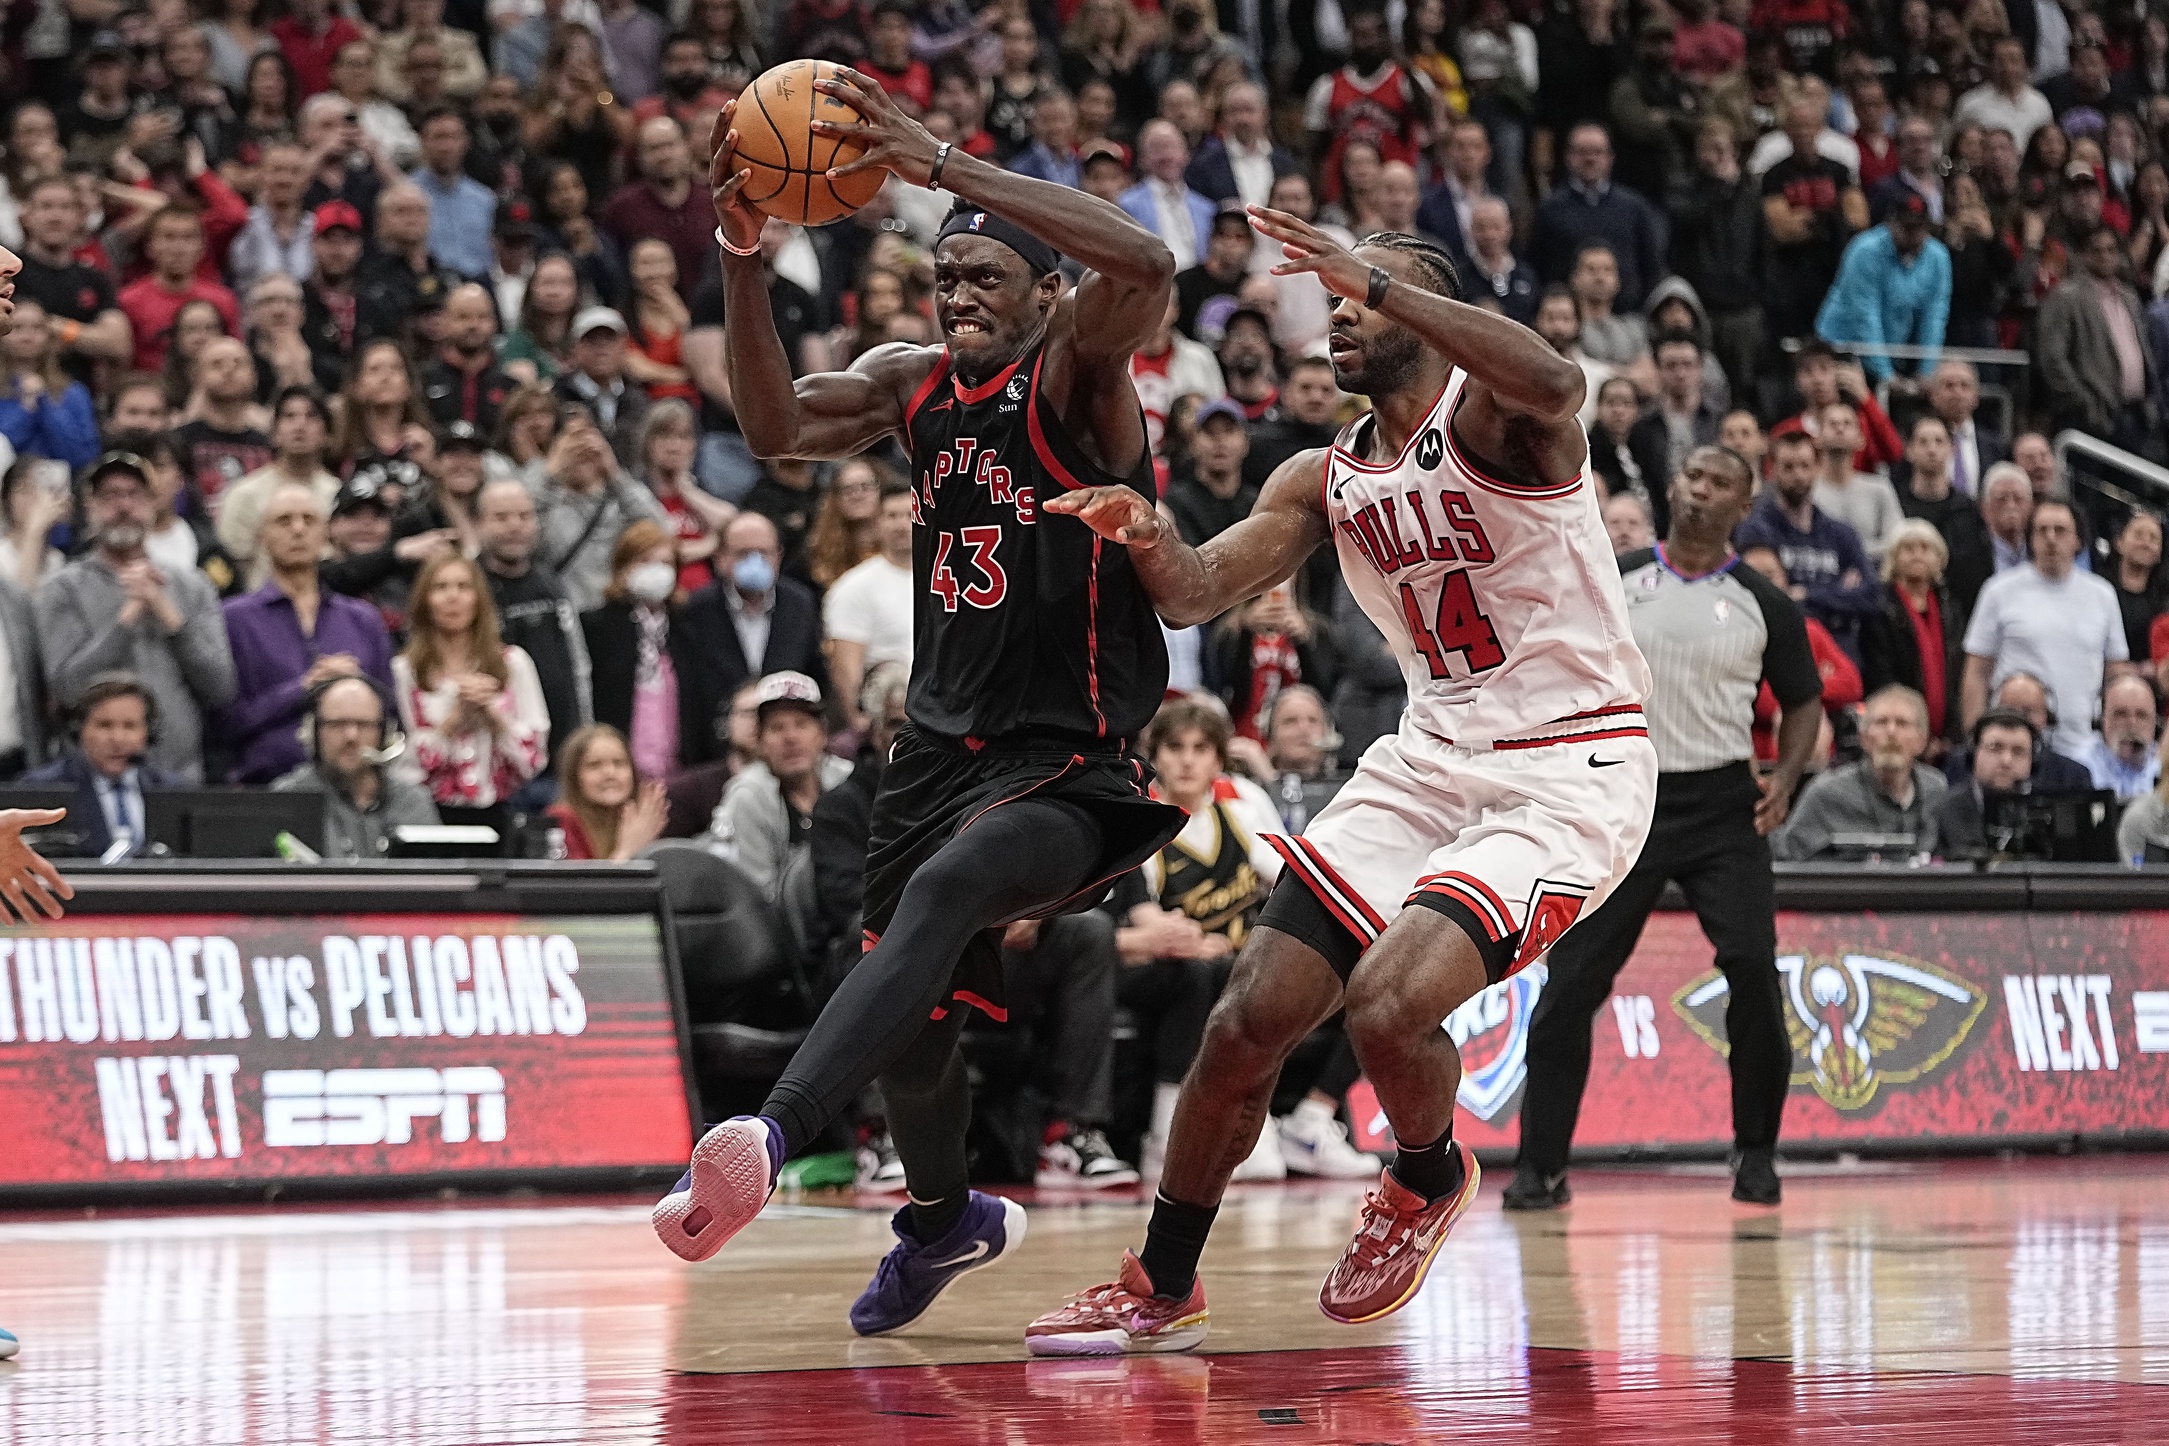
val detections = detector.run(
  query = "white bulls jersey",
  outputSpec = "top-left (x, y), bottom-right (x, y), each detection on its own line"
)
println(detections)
top-left (1324, 367), bottom-right (1650, 746)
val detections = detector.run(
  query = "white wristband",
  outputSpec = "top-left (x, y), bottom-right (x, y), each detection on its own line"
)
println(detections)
top-left (716, 225), bottom-right (759, 258)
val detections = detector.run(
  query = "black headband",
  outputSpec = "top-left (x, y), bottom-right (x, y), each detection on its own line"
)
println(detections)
top-left (935, 208), bottom-right (1061, 281)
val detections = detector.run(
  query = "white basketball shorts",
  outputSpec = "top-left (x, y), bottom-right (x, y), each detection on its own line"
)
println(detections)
top-left (1262, 707), bottom-right (1657, 981)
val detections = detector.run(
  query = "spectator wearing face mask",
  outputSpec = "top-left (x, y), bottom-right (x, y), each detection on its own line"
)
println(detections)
top-left (683, 511), bottom-right (832, 711)
top-left (582, 520), bottom-right (723, 778)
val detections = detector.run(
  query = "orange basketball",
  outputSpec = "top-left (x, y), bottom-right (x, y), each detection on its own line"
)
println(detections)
top-left (730, 60), bottom-right (887, 226)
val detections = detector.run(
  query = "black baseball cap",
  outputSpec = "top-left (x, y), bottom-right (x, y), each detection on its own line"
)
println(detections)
top-left (81, 450), bottom-right (152, 494)
top-left (439, 420), bottom-right (485, 454)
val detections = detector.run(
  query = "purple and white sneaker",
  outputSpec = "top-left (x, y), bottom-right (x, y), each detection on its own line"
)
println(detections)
top-left (652, 1116), bottom-right (783, 1262)
top-left (849, 1192), bottom-right (1029, 1336)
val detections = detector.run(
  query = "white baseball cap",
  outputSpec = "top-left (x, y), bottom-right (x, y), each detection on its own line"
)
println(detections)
top-left (572, 306), bottom-right (627, 339)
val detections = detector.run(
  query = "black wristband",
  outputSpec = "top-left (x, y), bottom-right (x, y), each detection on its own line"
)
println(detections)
top-left (927, 141), bottom-right (953, 190)
top-left (1366, 266), bottom-right (1392, 310)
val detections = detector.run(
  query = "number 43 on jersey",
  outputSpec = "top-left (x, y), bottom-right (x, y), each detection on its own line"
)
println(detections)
top-left (929, 526), bottom-right (1008, 612)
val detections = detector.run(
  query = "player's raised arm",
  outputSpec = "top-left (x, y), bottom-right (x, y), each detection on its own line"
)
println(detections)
top-left (1248, 205), bottom-right (1589, 482)
top-left (813, 69), bottom-right (1176, 356)
top-left (707, 107), bottom-right (936, 461)
top-left (1046, 450), bottom-right (1332, 627)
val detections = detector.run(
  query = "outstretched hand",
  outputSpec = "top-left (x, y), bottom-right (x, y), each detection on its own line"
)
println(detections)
top-left (1247, 205), bottom-right (1374, 302)
top-left (810, 68), bottom-right (941, 186)
top-left (0, 809), bottom-right (71, 924)
top-left (1042, 486), bottom-right (1164, 546)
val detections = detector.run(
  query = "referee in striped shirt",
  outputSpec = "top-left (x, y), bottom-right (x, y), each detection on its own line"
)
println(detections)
top-left (1506, 446), bottom-right (1825, 1211)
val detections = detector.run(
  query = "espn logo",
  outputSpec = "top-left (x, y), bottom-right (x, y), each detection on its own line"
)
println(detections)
top-left (262, 1066), bottom-right (507, 1148)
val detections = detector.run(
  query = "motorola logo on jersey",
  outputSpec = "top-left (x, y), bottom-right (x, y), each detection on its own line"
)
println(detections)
top-left (1415, 429), bottom-right (1444, 470)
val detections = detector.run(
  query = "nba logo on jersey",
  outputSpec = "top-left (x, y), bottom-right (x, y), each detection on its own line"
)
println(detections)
top-left (969, 213), bottom-right (988, 230)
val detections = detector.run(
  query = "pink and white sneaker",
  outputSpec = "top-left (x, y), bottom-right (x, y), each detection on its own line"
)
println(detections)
top-left (652, 1116), bottom-right (780, 1262)
top-left (1024, 1250), bottom-right (1209, 1356)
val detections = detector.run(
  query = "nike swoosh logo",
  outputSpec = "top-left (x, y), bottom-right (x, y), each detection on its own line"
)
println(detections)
top-left (1588, 757), bottom-right (1624, 768)
top-left (929, 1239), bottom-right (992, 1269)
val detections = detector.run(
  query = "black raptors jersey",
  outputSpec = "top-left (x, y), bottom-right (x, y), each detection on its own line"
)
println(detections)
top-left (900, 341), bottom-right (1168, 743)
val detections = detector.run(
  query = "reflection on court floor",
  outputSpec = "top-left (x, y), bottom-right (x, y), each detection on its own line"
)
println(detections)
top-left (1, 1158), bottom-right (2166, 1442)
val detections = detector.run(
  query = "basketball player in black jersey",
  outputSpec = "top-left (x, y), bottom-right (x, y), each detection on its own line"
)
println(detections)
top-left (652, 70), bottom-right (1187, 1336)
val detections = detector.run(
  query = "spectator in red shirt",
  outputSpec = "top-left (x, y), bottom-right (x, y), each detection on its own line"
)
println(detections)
top-left (120, 148), bottom-right (252, 286)
top-left (271, 0), bottom-right (365, 99)
top-left (1669, 0), bottom-right (1744, 86)
top-left (546, 724), bottom-right (669, 860)
top-left (1851, 77), bottom-right (1901, 191)
top-left (862, 2), bottom-right (934, 113)
top-left (117, 207), bottom-right (242, 372)
top-left (600, 118), bottom-right (711, 305)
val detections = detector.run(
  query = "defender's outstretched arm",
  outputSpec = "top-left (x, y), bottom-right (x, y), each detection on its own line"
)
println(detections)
top-left (1045, 451), bottom-right (1331, 627)
top-left (1248, 205), bottom-right (1586, 423)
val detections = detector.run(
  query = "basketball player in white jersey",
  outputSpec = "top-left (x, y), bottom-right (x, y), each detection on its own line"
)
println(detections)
top-left (1023, 210), bottom-right (1655, 1354)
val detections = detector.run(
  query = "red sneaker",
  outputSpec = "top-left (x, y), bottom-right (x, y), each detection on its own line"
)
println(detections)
top-left (1024, 1251), bottom-right (1209, 1357)
top-left (1318, 1148), bottom-right (1482, 1325)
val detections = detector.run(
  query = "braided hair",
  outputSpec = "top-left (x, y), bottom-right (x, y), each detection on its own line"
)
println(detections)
top-left (1357, 231), bottom-right (1462, 302)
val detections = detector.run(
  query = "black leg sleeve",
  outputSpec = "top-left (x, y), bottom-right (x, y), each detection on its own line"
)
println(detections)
top-left (1516, 860), bottom-right (1669, 1176)
top-left (1674, 832), bottom-right (1789, 1154)
top-left (878, 1004), bottom-right (973, 1211)
top-left (761, 799), bottom-right (1106, 1155)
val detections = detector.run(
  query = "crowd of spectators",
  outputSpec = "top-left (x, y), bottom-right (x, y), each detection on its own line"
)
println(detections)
top-left (9, 0), bottom-right (2169, 1176)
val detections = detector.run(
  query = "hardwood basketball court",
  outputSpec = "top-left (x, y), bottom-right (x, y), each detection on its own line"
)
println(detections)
top-left (2, 1155), bottom-right (2165, 1442)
